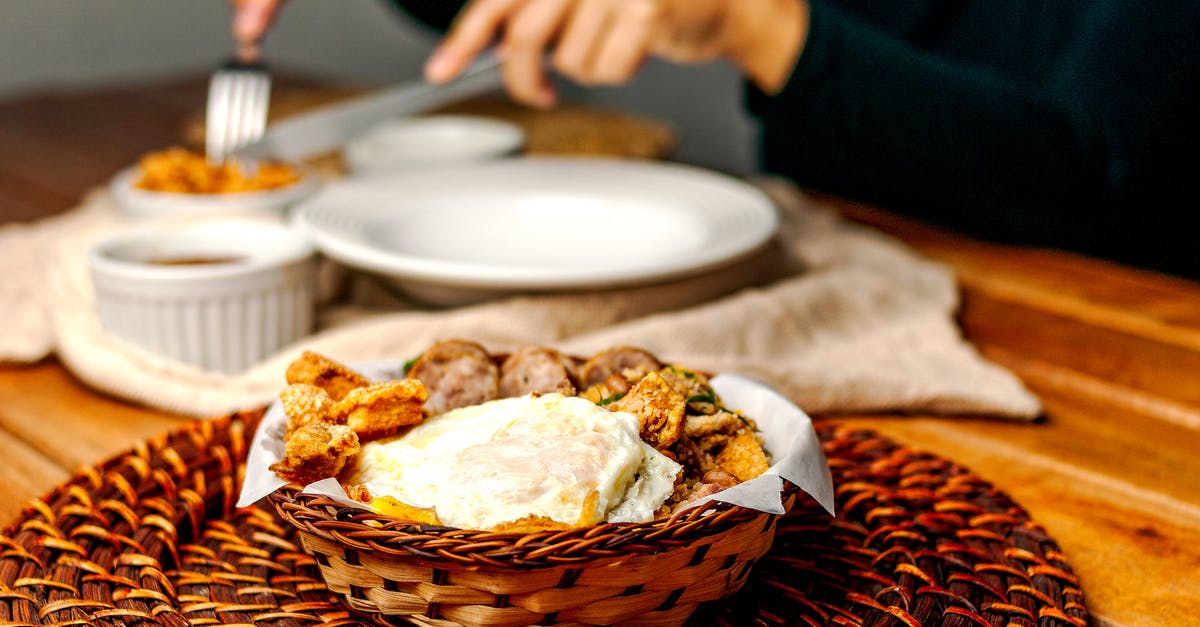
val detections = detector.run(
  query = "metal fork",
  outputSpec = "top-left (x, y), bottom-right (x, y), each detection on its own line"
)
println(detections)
top-left (205, 55), bottom-right (271, 163)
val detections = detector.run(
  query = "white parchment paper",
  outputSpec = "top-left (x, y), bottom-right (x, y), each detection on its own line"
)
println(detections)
top-left (236, 362), bottom-right (835, 518)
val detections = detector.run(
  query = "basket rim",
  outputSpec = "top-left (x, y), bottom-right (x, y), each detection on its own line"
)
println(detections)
top-left (268, 481), bottom-right (799, 569)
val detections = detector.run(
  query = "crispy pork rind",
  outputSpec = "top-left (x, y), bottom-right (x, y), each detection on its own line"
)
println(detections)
top-left (273, 352), bottom-right (428, 486)
top-left (684, 410), bottom-right (744, 442)
top-left (609, 371), bottom-right (686, 450)
top-left (674, 411), bottom-right (769, 485)
top-left (333, 379), bottom-right (428, 442)
top-left (286, 350), bottom-right (371, 401)
top-left (715, 431), bottom-right (771, 482)
top-left (279, 383), bottom-right (339, 434)
top-left (651, 368), bottom-right (773, 510)
top-left (586, 358), bottom-right (774, 512)
top-left (269, 422), bottom-right (360, 486)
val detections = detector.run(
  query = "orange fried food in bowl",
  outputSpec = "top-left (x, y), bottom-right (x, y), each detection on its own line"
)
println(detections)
top-left (134, 147), bottom-right (301, 194)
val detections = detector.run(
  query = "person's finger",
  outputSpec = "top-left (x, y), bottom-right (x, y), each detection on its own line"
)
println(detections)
top-left (551, 0), bottom-right (612, 82)
top-left (648, 0), bottom-right (725, 63)
top-left (231, 0), bottom-right (286, 44)
top-left (426, 0), bottom-right (522, 83)
top-left (587, 0), bottom-right (656, 84)
top-left (501, 0), bottom-right (571, 107)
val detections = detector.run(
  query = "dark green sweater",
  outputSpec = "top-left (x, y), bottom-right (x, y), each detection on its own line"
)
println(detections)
top-left (391, 0), bottom-right (1199, 277)
top-left (753, 0), bottom-right (1199, 277)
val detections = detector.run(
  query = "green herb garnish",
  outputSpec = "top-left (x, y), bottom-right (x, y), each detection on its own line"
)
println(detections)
top-left (401, 353), bottom-right (423, 374)
top-left (598, 392), bottom-right (626, 406)
top-left (686, 389), bottom-right (718, 405)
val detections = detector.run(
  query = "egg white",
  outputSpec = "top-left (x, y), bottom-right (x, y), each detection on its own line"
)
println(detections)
top-left (348, 393), bottom-right (681, 530)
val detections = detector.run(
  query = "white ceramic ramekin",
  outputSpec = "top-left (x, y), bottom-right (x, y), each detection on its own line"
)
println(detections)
top-left (87, 219), bottom-right (317, 374)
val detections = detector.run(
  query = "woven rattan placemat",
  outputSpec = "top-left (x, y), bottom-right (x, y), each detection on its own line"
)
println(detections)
top-left (0, 411), bottom-right (1088, 626)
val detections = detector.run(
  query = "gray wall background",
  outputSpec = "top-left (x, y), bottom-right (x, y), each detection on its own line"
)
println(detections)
top-left (1, 0), bottom-right (759, 173)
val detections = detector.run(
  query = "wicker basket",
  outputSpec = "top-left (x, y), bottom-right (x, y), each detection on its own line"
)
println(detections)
top-left (269, 484), bottom-right (797, 626)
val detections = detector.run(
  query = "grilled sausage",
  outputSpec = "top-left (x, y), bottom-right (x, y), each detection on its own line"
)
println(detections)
top-left (579, 346), bottom-right (663, 388)
top-left (406, 339), bottom-right (499, 415)
top-left (499, 346), bottom-right (577, 397)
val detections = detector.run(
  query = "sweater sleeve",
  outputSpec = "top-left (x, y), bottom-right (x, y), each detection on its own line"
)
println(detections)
top-left (753, 0), bottom-right (1200, 270)
top-left (754, 0), bottom-right (1120, 246)
top-left (385, 0), bottom-right (465, 32)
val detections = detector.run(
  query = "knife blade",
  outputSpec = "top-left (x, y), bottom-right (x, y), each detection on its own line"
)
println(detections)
top-left (234, 54), bottom-right (504, 162)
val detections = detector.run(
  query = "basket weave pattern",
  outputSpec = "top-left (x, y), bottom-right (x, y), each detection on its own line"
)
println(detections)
top-left (272, 489), bottom-right (795, 626)
top-left (0, 411), bottom-right (1089, 626)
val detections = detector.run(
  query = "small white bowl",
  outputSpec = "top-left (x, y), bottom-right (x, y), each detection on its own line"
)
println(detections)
top-left (343, 114), bottom-right (525, 175)
top-left (109, 165), bottom-right (318, 220)
top-left (88, 219), bottom-right (317, 374)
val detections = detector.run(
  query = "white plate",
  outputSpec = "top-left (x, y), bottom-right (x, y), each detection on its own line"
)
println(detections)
top-left (110, 166), bottom-right (318, 220)
top-left (293, 158), bottom-right (778, 303)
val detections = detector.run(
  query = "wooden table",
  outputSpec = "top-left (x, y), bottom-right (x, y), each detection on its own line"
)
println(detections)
top-left (1, 78), bottom-right (1198, 626)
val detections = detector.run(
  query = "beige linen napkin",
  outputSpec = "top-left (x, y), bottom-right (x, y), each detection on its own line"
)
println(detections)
top-left (0, 178), bottom-right (1040, 419)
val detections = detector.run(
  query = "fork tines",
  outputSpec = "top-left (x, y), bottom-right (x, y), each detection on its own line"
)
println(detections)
top-left (206, 59), bottom-right (271, 163)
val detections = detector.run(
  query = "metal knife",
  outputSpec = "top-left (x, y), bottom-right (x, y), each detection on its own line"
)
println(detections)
top-left (234, 54), bottom-right (504, 162)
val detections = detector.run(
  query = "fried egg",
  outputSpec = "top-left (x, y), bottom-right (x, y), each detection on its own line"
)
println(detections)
top-left (348, 393), bottom-right (681, 530)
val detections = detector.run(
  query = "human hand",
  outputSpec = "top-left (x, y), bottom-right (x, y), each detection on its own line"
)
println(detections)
top-left (425, 0), bottom-right (809, 108)
top-left (230, 0), bottom-right (287, 59)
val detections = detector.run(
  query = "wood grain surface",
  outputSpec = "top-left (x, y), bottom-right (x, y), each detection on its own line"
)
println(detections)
top-left (1, 77), bottom-right (1197, 626)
